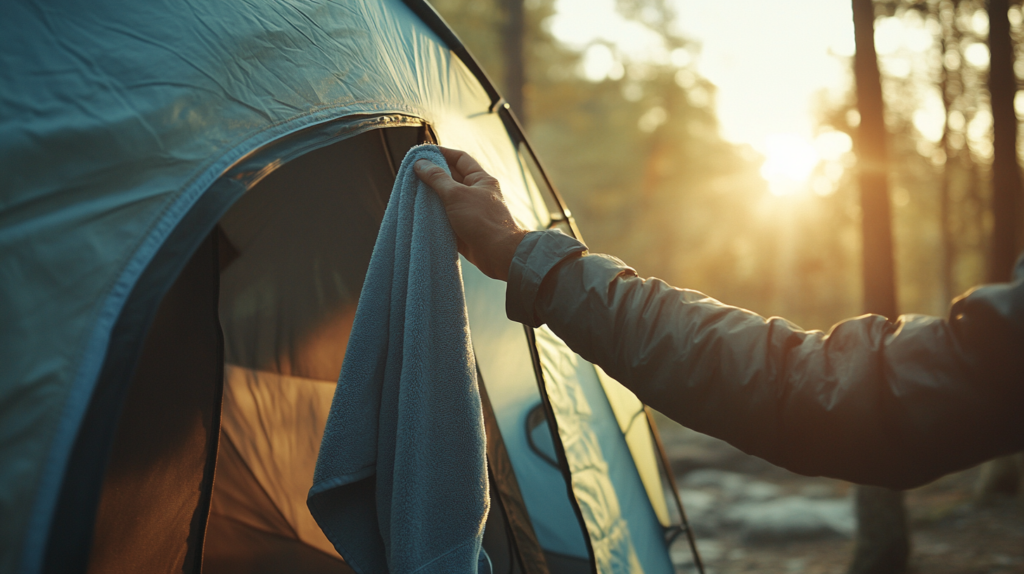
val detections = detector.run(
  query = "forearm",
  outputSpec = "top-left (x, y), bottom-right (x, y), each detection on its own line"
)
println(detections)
top-left (507, 231), bottom-right (1024, 489)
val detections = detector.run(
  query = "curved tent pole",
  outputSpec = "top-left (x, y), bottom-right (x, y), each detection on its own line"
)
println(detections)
top-left (523, 326), bottom-right (598, 573)
top-left (409, 4), bottom-right (706, 569)
top-left (501, 96), bottom-right (706, 571)
top-left (498, 81), bottom-right (710, 573)
top-left (398, 0), bottom-right (581, 238)
top-left (496, 104), bottom-right (582, 240)
top-left (646, 408), bottom-right (705, 574)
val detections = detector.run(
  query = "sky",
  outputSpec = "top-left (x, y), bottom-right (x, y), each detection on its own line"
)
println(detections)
top-left (548, 0), bottom-right (858, 153)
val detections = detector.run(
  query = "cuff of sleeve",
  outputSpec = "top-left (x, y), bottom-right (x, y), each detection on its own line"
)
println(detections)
top-left (506, 229), bottom-right (588, 327)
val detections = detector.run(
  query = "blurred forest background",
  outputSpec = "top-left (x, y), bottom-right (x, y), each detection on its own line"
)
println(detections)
top-left (431, 0), bottom-right (1023, 572)
top-left (432, 0), bottom-right (1023, 330)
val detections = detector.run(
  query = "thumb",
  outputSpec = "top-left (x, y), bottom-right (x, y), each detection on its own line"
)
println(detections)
top-left (414, 159), bottom-right (460, 202)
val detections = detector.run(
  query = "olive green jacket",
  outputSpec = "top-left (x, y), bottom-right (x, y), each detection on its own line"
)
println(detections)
top-left (506, 230), bottom-right (1024, 489)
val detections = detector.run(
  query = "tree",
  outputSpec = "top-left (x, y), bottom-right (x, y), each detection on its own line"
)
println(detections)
top-left (502, 0), bottom-right (527, 125)
top-left (849, 1), bottom-right (910, 573)
top-left (935, 0), bottom-right (961, 304)
top-left (987, 0), bottom-right (1023, 282)
top-left (976, 0), bottom-right (1023, 501)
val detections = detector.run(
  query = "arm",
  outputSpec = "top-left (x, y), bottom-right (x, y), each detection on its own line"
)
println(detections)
top-left (415, 148), bottom-right (1024, 490)
top-left (508, 230), bottom-right (1024, 489)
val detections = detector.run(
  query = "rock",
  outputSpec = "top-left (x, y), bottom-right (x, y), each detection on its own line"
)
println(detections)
top-left (670, 538), bottom-right (723, 566)
top-left (683, 469), bottom-right (748, 490)
top-left (799, 483), bottom-right (837, 499)
top-left (681, 469), bottom-right (781, 502)
top-left (679, 489), bottom-right (717, 519)
top-left (743, 480), bottom-right (783, 502)
top-left (722, 496), bottom-right (855, 544)
top-left (677, 489), bottom-right (720, 535)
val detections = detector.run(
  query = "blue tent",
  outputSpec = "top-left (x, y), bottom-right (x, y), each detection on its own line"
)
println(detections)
top-left (0, 0), bottom-right (700, 572)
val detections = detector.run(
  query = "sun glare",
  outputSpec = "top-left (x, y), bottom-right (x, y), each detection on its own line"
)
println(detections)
top-left (759, 134), bottom-right (819, 196)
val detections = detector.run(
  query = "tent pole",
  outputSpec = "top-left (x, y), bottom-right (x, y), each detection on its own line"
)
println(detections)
top-left (645, 407), bottom-right (705, 574)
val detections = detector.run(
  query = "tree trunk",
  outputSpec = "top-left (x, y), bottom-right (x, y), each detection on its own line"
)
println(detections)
top-left (502, 0), bottom-right (526, 126)
top-left (850, 486), bottom-right (910, 574)
top-left (936, 1), bottom-right (958, 306)
top-left (977, 0), bottom-right (1023, 500)
top-left (849, 1), bottom-right (909, 572)
top-left (852, 0), bottom-right (899, 319)
top-left (987, 0), bottom-right (1023, 283)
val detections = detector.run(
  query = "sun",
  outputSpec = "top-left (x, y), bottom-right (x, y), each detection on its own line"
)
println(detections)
top-left (759, 133), bottom-right (820, 196)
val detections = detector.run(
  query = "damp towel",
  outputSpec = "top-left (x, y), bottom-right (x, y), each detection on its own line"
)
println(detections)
top-left (308, 145), bottom-right (490, 573)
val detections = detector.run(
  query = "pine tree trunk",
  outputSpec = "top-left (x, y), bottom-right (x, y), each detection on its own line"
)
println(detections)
top-left (851, 0), bottom-right (898, 319)
top-left (502, 0), bottom-right (526, 126)
top-left (849, 1), bottom-right (909, 572)
top-left (849, 487), bottom-right (910, 574)
top-left (977, 0), bottom-right (1024, 501)
top-left (987, 0), bottom-right (1023, 282)
top-left (937, 9), bottom-right (958, 306)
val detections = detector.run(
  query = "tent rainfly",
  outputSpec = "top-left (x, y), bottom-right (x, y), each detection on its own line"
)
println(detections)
top-left (0, 0), bottom-right (703, 572)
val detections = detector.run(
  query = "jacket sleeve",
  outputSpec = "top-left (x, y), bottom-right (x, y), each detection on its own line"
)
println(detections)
top-left (506, 230), bottom-right (1024, 489)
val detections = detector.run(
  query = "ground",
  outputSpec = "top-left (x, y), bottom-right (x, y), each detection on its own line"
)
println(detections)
top-left (655, 416), bottom-right (1024, 574)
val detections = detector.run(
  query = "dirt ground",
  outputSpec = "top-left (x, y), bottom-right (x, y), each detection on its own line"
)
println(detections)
top-left (656, 416), bottom-right (1024, 574)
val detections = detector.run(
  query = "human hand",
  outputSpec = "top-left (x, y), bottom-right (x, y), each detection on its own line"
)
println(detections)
top-left (414, 147), bottom-right (528, 281)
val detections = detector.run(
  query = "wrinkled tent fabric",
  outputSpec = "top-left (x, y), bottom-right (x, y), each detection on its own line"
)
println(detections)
top-left (0, 1), bottom-right (541, 569)
top-left (0, 0), bottom-right (680, 572)
top-left (309, 145), bottom-right (488, 573)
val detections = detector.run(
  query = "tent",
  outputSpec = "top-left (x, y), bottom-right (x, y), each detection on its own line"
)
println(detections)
top-left (0, 0), bottom-right (702, 572)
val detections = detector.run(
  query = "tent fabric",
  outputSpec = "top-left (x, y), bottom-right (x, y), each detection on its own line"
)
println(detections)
top-left (203, 516), bottom-right (352, 574)
top-left (461, 267), bottom-right (591, 564)
top-left (48, 232), bottom-right (223, 574)
top-left (478, 380), bottom-right (551, 574)
top-left (594, 368), bottom-right (671, 529)
top-left (210, 127), bottom-right (532, 573)
top-left (0, 1), bottom-right (545, 569)
top-left (0, 0), bottom-right (685, 571)
top-left (466, 257), bottom-right (672, 574)
top-left (534, 327), bottom-right (674, 574)
top-left (213, 366), bottom-right (339, 558)
top-left (216, 129), bottom-right (395, 382)
top-left (83, 230), bottom-right (222, 574)
top-left (209, 128), bottom-right (404, 570)
top-left (309, 145), bottom-right (487, 573)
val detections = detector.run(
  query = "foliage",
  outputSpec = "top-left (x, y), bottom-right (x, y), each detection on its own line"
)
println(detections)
top-left (430, 0), bottom-right (1016, 330)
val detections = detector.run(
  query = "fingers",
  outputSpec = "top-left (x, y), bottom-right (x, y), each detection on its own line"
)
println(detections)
top-left (416, 148), bottom-right (502, 213)
top-left (438, 147), bottom-right (488, 183)
top-left (436, 147), bottom-right (502, 193)
top-left (414, 160), bottom-right (461, 201)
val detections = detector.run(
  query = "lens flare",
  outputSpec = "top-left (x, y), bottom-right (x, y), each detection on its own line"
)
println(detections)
top-left (759, 133), bottom-right (819, 196)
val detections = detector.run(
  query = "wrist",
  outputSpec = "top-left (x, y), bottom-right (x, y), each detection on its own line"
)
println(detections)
top-left (497, 228), bottom-right (529, 282)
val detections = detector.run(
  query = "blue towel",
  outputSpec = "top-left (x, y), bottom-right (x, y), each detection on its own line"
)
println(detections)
top-left (308, 145), bottom-right (490, 573)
